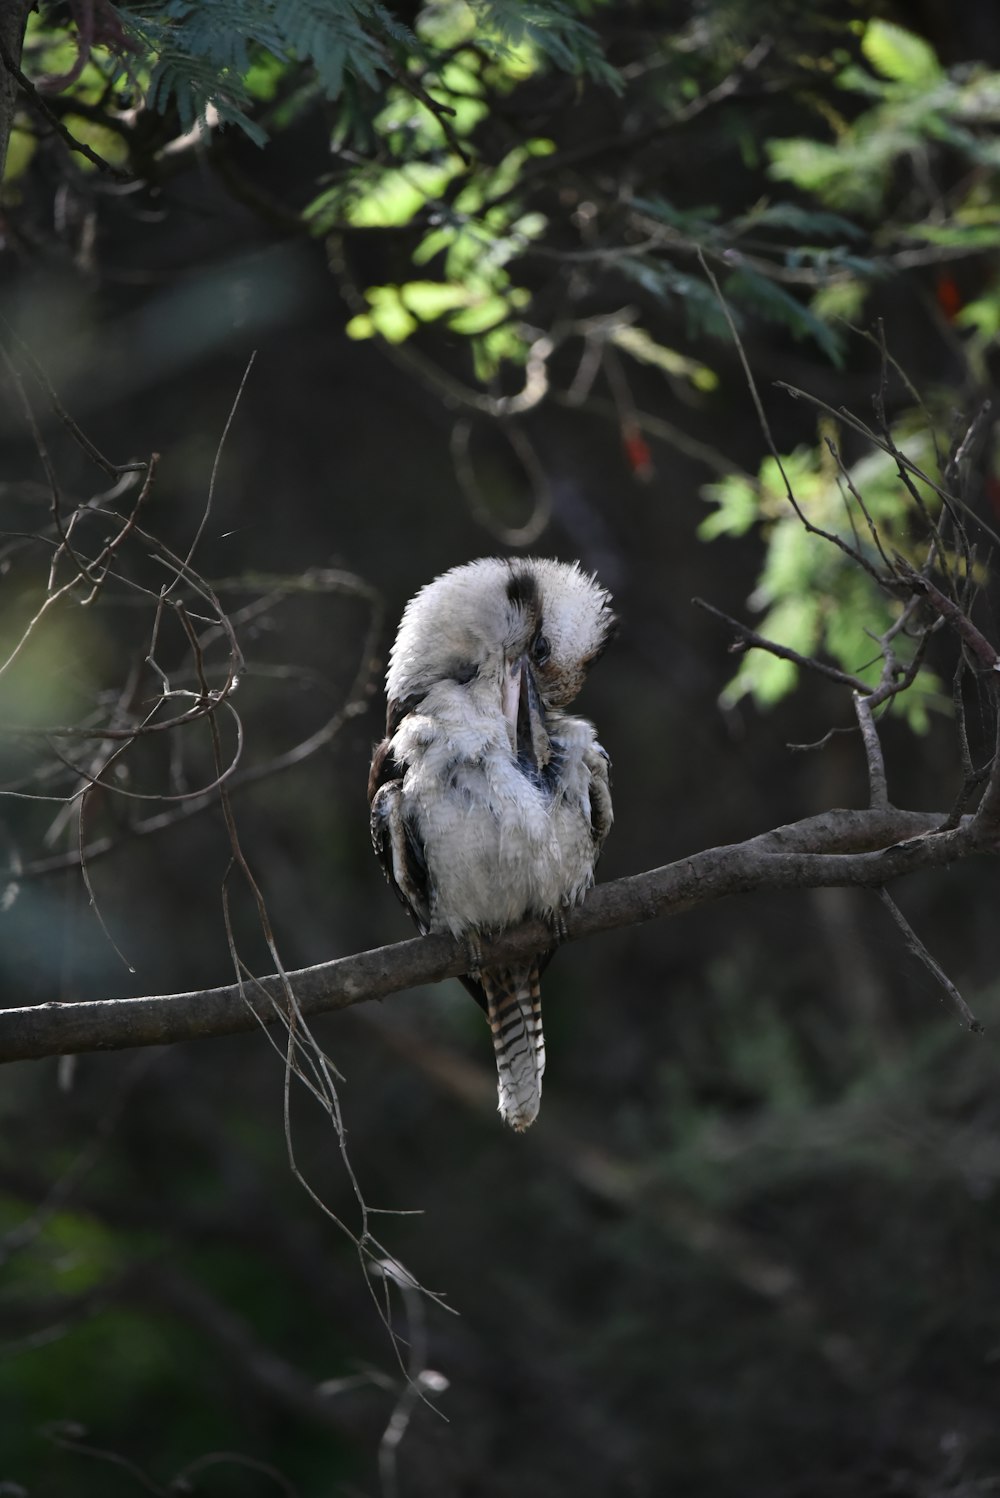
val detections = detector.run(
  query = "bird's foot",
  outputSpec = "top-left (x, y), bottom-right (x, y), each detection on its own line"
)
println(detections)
top-left (547, 907), bottom-right (571, 944)
top-left (462, 931), bottom-right (484, 973)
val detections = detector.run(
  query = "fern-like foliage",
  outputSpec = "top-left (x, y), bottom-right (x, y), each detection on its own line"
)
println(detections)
top-left (109, 0), bottom-right (618, 144)
top-left (118, 0), bottom-right (410, 142)
top-left (467, 0), bottom-right (622, 91)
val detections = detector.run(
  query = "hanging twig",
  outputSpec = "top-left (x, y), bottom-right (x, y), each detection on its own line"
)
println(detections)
top-left (878, 890), bottom-right (982, 1032)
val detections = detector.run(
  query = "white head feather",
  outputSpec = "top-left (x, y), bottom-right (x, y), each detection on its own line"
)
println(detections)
top-left (385, 557), bottom-right (614, 710)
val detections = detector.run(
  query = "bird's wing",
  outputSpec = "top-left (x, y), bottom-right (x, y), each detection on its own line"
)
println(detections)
top-left (370, 726), bottom-right (493, 1014)
top-left (368, 736), bottom-right (432, 935)
top-left (586, 742), bottom-right (614, 854)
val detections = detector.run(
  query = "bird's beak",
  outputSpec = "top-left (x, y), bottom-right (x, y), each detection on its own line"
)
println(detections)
top-left (502, 655), bottom-right (551, 772)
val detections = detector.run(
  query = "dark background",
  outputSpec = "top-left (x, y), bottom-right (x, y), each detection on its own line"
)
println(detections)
top-left (2, 3), bottom-right (1000, 1494)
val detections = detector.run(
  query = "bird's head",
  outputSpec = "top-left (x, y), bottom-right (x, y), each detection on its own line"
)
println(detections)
top-left (385, 557), bottom-right (615, 770)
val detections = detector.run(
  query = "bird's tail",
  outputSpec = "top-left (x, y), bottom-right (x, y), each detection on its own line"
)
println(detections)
top-left (480, 964), bottom-right (546, 1131)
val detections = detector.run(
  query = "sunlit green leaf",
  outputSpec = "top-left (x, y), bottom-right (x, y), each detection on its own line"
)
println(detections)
top-left (698, 477), bottom-right (758, 540)
top-left (413, 225), bottom-right (457, 265)
top-left (909, 220), bottom-right (1000, 248)
top-left (344, 157), bottom-right (467, 228)
top-left (861, 19), bottom-right (942, 87)
top-left (359, 286), bottom-right (419, 342)
top-left (400, 280), bottom-right (473, 318)
top-left (243, 51), bottom-right (286, 102)
top-left (810, 278), bottom-right (868, 323)
top-left (345, 313), bottom-right (376, 339)
top-left (448, 293), bottom-right (513, 333)
top-left (61, 115), bottom-right (130, 170)
top-left (611, 325), bottom-right (718, 391)
top-left (1, 127), bottom-right (36, 184)
top-left (955, 294), bottom-right (1000, 340)
top-left (721, 645), bottom-right (798, 710)
top-left (472, 322), bottom-right (528, 378)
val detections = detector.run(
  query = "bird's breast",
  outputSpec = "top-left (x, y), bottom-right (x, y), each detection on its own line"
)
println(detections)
top-left (398, 722), bottom-right (598, 939)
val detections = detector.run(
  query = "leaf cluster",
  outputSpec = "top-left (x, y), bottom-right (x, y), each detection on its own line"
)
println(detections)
top-left (11, 8), bottom-right (999, 386)
top-left (701, 422), bottom-right (946, 726)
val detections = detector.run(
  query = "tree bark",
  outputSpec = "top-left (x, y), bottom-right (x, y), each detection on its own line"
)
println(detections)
top-left (0, 2), bottom-right (33, 180)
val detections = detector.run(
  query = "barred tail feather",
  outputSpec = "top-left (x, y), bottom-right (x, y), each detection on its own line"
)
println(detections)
top-left (481, 964), bottom-right (546, 1131)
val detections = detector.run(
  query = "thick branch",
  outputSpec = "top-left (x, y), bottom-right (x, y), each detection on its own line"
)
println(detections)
top-left (0, 1), bottom-right (33, 178)
top-left (0, 807), bottom-right (987, 1065)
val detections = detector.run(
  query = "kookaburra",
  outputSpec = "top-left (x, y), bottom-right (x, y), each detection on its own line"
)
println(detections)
top-left (368, 557), bottom-right (614, 1131)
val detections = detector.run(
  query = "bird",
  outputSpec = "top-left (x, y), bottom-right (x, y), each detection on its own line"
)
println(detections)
top-left (369, 557), bottom-right (614, 1131)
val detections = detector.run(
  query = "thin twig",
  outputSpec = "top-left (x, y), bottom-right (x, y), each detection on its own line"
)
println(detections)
top-left (878, 889), bottom-right (982, 1032)
top-left (697, 252), bottom-right (891, 587)
top-left (174, 353), bottom-right (257, 590)
top-left (0, 324), bottom-right (147, 479)
top-left (450, 417), bottom-right (551, 546)
top-left (778, 381), bottom-right (1000, 554)
top-left (693, 597), bottom-right (869, 691)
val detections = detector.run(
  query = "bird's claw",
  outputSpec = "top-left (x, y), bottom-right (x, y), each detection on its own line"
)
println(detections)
top-left (547, 908), bottom-right (570, 944)
top-left (463, 931), bottom-right (484, 972)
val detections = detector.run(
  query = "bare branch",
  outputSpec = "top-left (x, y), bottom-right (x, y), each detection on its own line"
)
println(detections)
top-left (0, 24), bottom-right (128, 177)
top-left (853, 693), bottom-right (889, 810)
top-left (0, 806), bottom-right (986, 1065)
top-left (895, 559), bottom-right (1000, 672)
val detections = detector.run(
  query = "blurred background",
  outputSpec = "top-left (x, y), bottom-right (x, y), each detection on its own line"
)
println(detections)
top-left (2, 1), bottom-right (1000, 1493)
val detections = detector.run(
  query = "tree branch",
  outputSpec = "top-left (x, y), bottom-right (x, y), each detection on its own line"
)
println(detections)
top-left (0, 1), bottom-right (34, 179)
top-left (0, 807), bottom-right (988, 1065)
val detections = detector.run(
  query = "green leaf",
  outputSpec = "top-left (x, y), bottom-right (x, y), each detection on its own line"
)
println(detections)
top-left (861, 20), bottom-right (942, 87)
top-left (448, 293), bottom-right (514, 333)
top-left (908, 220), bottom-right (1000, 249)
top-left (767, 137), bottom-right (881, 212)
top-left (472, 322), bottom-right (528, 378)
top-left (698, 477), bottom-right (758, 540)
top-left (611, 325), bottom-right (718, 391)
top-left (468, 0), bottom-right (623, 92)
top-left (412, 226), bottom-right (456, 265)
top-left (60, 114), bottom-right (131, 169)
top-left (734, 202), bottom-right (865, 241)
top-left (723, 267), bottom-right (845, 366)
top-left (632, 195), bottom-right (721, 230)
top-left (345, 313), bottom-right (376, 339)
top-left (344, 157), bottom-right (467, 228)
top-left (400, 280), bottom-right (473, 318)
top-left (955, 294), bottom-right (1000, 340)
top-left (2, 127), bottom-right (37, 183)
top-left (810, 278), bottom-right (868, 323)
top-left (358, 286), bottom-right (418, 342)
top-left (618, 257), bottom-right (732, 338)
top-left (721, 647), bottom-right (798, 710)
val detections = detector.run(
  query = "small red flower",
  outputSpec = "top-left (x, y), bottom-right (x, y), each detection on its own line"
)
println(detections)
top-left (935, 271), bottom-right (962, 322)
top-left (622, 421), bottom-right (654, 482)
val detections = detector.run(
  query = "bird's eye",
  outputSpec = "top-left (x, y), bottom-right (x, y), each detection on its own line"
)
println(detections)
top-left (531, 632), bottom-right (551, 666)
top-left (452, 662), bottom-right (477, 685)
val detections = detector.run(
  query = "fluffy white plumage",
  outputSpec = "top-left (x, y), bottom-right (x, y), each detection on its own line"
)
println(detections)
top-left (369, 557), bottom-right (614, 1130)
